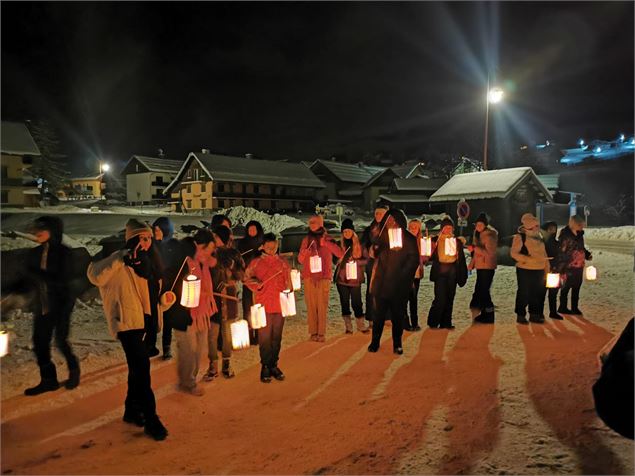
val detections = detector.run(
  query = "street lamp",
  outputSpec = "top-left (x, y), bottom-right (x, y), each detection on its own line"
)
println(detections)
top-left (483, 85), bottom-right (504, 171)
top-left (100, 162), bottom-right (111, 173)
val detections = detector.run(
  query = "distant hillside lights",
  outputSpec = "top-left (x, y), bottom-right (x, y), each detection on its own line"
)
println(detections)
top-left (560, 133), bottom-right (635, 165)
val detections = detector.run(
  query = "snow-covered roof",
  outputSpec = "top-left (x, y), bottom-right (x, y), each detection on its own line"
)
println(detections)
top-left (124, 155), bottom-right (183, 174)
top-left (311, 160), bottom-right (386, 184)
top-left (379, 193), bottom-right (430, 203)
top-left (536, 174), bottom-right (560, 191)
top-left (428, 167), bottom-right (552, 202)
top-left (70, 174), bottom-right (104, 181)
top-left (0, 121), bottom-right (41, 156)
top-left (363, 168), bottom-right (399, 188)
top-left (392, 177), bottom-right (447, 192)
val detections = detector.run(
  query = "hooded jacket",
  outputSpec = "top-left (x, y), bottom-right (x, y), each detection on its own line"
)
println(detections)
top-left (470, 226), bottom-right (498, 270)
top-left (510, 226), bottom-right (549, 271)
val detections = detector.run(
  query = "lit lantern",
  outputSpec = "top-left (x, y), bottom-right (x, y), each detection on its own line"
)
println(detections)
top-left (444, 237), bottom-right (457, 257)
top-left (280, 290), bottom-right (297, 317)
top-left (0, 331), bottom-right (8, 358)
top-left (585, 265), bottom-right (597, 281)
top-left (546, 273), bottom-right (561, 288)
top-left (249, 304), bottom-right (267, 329)
top-left (345, 260), bottom-right (357, 280)
top-left (290, 269), bottom-right (302, 291)
top-left (231, 319), bottom-right (250, 350)
top-left (180, 274), bottom-right (201, 308)
top-left (388, 228), bottom-right (403, 249)
top-left (420, 237), bottom-right (433, 257)
top-left (310, 255), bottom-right (322, 274)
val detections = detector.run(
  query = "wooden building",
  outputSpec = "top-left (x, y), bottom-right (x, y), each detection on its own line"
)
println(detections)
top-left (0, 121), bottom-right (40, 206)
top-left (378, 177), bottom-right (448, 214)
top-left (69, 174), bottom-right (105, 199)
top-left (121, 155), bottom-right (182, 204)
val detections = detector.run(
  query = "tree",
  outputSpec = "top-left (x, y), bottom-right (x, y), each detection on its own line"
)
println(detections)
top-left (25, 119), bottom-right (69, 192)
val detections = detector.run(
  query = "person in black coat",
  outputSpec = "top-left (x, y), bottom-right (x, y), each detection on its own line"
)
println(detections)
top-left (361, 205), bottom-right (388, 326)
top-left (558, 216), bottom-right (592, 315)
top-left (542, 221), bottom-right (563, 320)
top-left (237, 220), bottom-right (264, 345)
top-left (24, 216), bottom-right (80, 395)
top-left (367, 208), bottom-right (420, 355)
top-left (427, 216), bottom-right (468, 329)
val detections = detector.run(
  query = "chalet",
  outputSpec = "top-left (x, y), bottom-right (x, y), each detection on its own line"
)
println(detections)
top-left (164, 150), bottom-right (325, 213)
top-left (390, 161), bottom-right (436, 179)
top-left (69, 174), bottom-right (105, 199)
top-left (378, 177), bottom-right (448, 214)
top-left (0, 121), bottom-right (40, 206)
top-left (121, 155), bottom-right (183, 204)
top-left (361, 168), bottom-right (400, 210)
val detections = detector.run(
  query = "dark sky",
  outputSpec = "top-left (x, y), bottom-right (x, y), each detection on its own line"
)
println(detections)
top-left (2, 2), bottom-right (633, 174)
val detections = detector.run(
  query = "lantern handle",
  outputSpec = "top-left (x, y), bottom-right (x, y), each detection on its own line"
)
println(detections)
top-left (260, 270), bottom-right (283, 287)
top-left (169, 257), bottom-right (190, 292)
top-left (333, 246), bottom-right (351, 276)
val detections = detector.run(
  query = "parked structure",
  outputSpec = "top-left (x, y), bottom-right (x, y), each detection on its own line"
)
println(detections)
top-left (0, 121), bottom-right (40, 206)
top-left (121, 155), bottom-right (182, 204)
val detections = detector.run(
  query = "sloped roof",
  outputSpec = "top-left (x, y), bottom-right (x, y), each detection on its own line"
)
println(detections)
top-left (126, 155), bottom-right (183, 174)
top-left (70, 173), bottom-right (104, 181)
top-left (537, 174), bottom-right (560, 191)
top-left (165, 151), bottom-right (325, 193)
top-left (379, 193), bottom-right (430, 203)
top-left (363, 167), bottom-right (398, 188)
top-left (428, 167), bottom-right (552, 202)
top-left (393, 177), bottom-right (447, 192)
top-left (311, 159), bottom-right (386, 184)
top-left (0, 121), bottom-right (41, 156)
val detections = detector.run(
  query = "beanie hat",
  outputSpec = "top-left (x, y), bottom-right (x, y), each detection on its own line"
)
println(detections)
top-left (341, 218), bottom-right (354, 232)
top-left (152, 217), bottom-right (174, 240)
top-left (262, 232), bottom-right (278, 243)
top-left (474, 212), bottom-right (489, 226)
top-left (31, 216), bottom-right (64, 244)
top-left (521, 213), bottom-right (539, 229)
top-left (440, 215), bottom-right (454, 229)
top-left (213, 225), bottom-right (231, 245)
top-left (125, 218), bottom-right (152, 242)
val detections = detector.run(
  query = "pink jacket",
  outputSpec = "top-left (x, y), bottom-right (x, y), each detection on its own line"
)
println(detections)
top-left (244, 254), bottom-right (291, 314)
top-left (297, 233), bottom-right (344, 281)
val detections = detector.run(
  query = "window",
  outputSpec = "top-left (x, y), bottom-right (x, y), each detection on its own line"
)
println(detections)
top-left (194, 169), bottom-right (199, 181)
top-left (254, 184), bottom-right (259, 194)
top-left (1, 166), bottom-right (7, 179)
top-left (135, 164), bottom-right (139, 172)
top-left (1, 191), bottom-right (7, 204)
top-left (186, 199), bottom-right (192, 209)
top-left (86, 185), bottom-right (93, 191)
top-left (218, 199), bottom-right (225, 208)
top-left (186, 184), bottom-right (191, 194)
top-left (155, 176), bottom-right (164, 184)
top-left (218, 183), bottom-right (225, 193)
top-left (186, 168), bottom-right (192, 179)
top-left (200, 198), bottom-right (206, 209)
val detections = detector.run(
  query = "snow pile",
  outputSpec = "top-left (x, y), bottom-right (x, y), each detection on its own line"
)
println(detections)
top-left (0, 205), bottom-right (94, 214)
top-left (218, 206), bottom-right (305, 235)
top-left (585, 226), bottom-right (635, 241)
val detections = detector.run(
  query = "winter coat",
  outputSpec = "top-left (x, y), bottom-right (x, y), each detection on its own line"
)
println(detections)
top-left (244, 254), bottom-right (291, 314)
top-left (470, 226), bottom-right (498, 270)
top-left (237, 220), bottom-right (265, 267)
top-left (211, 246), bottom-right (245, 323)
top-left (558, 226), bottom-right (591, 270)
top-left (334, 240), bottom-right (368, 287)
top-left (361, 220), bottom-right (383, 260)
top-left (429, 235), bottom-right (468, 287)
top-left (297, 230), bottom-right (344, 281)
top-left (544, 234), bottom-right (561, 273)
top-left (510, 227), bottom-right (549, 271)
top-left (87, 250), bottom-right (168, 337)
top-left (26, 242), bottom-right (74, 315)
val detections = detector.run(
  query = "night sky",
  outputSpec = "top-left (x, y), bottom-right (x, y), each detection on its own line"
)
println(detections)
top-left (2, 2), bottom-right (633, 174)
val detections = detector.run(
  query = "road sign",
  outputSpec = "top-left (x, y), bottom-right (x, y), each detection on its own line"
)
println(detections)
top-left (457, 199), bottom-right (470, 220)
top-left (457, 218), bottom-right (468, 227)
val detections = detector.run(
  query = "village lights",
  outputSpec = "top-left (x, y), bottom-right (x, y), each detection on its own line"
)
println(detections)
top-left (180, 274), bottom-right (201, 308)
top-left (388, 228), bottom-right (403, 249)
top-left (249, 304), bottom-right (267, 329)
top-left (619, 134), bottom-right (625, 142)
top-left (290, 269), bottom-right (302, 291)
top-left (595, 146), bottom-right (602, 153)
top-left (345, 260), bottom-right (357, 280)
top-left (578, 139), bottom-right (585, 146)
top-left (231, 320), bottom-right (250, 350)
top-left (546, 273), bottom-right (561, 288)
top-left (585, 266), bottom-right (597, 281)
top-left (280, 290), bottom-right (297, 317)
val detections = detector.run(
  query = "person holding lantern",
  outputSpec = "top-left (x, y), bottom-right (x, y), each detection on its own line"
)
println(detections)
top-left (87, 219), bottom-right (171, 441)
top-left (404, 218), bottom-right (428, 332)
top-left (467, 213), bottom-right (498, 324)
top-left (298, 214), bottom-right (344, 342)
top-left (244, 233), bottom-right (292, 383)
top-left (427, 216), bottom-right (468, 330)
top-left (238, 220), bottom-right (265, 345)
top-left (334, 219), bottom-right (369, 334)
top-left (542, 221), bottom-right (564, 320)
top-left (510, 213), bottom-right (550, 325)
top-left (361, 205), bottom-right (389, 327)
top-left (368, 208), bottom-right (420, 354)
top-left (557, 215), bottom-right (592, 315)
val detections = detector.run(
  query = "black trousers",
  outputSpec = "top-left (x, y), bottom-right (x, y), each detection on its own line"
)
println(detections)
top-left (161, 318), bottom-right (172, 351)
top-left (405, 279), bottom-right (421, 328)
top-left (428, 266), bottom-right (457, 328)
top-left (143, 313), bottom-right (159, 353)
top-left (469, 269), bottom-right (495, 311)
top-left (32, 304), bottom-right (79, 380)
top-left (364, 260), bottom-right (374, 322)
top-left (118, 329), bottom-right (157, 418)
top-left (371, 296), bottom-right (406, 348)
top-left (336, 284), bottom-right (364, 317)
top-left (548, 287), bottom-right (559, 314)
top-left (258, 313), bottom-right (285, 368)
top-left (514, 268), bottom-right (546, 316)
top-left (561, 268), bottom-right (583, 310)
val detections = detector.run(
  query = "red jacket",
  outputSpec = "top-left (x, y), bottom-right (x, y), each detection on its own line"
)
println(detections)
top-left (297, 233), bottom-right (344, 281)
top-left (244, 254), bottom-right (291, 314)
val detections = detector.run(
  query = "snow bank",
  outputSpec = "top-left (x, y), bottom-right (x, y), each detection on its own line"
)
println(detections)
top-left (585, 226), bottom-right (635, 241)
top-left (217, 206), bottom-right (305, 235)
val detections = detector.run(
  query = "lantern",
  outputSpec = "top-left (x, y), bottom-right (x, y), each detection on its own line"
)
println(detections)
top-left (0, 331), bottom-right (8, 358)
top-left (310, 255), bottom-right (322, 274)
top-left (388, 228), bottom-right (403, 249)
top-left (231, 319), bottom-right (250, 350)
top-left (249, 304), bottom-right (267, 329)
top-left (345, 260), bottom-right (357, 280)
top-left (546, 273), bottom-right (560, 288)
top-left (180, 274), bottom-right (201, 308)
top-left (585, 266), bottom-right (597, 281)
top-left (420, 237), bottom-right (433, 257)
top-left (290, 269), bottom-right (302, 291)
top-left (444, 237), bottom-right (457, 257)
top-left (280, 290), bottom-right (297, 317)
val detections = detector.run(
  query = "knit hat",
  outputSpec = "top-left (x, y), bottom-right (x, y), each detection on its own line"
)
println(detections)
top-left (341, 218), bottom-right (354, 232)
top-left (439, 215), bottom-right (454, 229)
top-left (125, 218), bottom-right (152, 241)
top-left (474, 212), bottom-right (489, 226)
top-left (30, 216), bottom-right (64, 245)
top-left (213, 225), bottom-right (231, 245)
top-left (521, 213), bottom-right (539, 229)
top-left (152, 216), bottom-right (174, 240)
top-left (263, 232), bottom-right (278, 243)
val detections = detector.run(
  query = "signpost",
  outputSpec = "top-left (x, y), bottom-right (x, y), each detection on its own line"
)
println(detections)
top-left (456, 198), bottom-right (470, 236)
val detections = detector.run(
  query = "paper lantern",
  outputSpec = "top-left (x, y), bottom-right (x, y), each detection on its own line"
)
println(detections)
top-left (249, 304), bottom-right (267, 329)
top-left (420, 237), bottom-right (433, 257)
top-left (444, 237), bottom-right (457, 257)
top-left (180, 274), bottom-right (201, 308)
top-left (345, 260), bottom-right (357, 280)
top-left (546, 273), bottom-right (560, 288)
top-left (585, 266), bottom-right (597, 281)
top-left (0, 331), bottom-right (8, 358)
top-left (231, 319), bottom-right (250, 350)
top-left (310, 255), bottom-right (322, 273)
top-left (388, 228), bottom-right (403, 249)
top-left (280, 290), bottom-right (297, 317)
top-left (290, 269), bottom-right (302, 291)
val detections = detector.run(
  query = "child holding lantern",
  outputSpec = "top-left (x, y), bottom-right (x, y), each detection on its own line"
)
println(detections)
top-left (244, 233), bottom-right (292, 383)
top-left (334, 219), bottom-right (369, 334)
top-left (298, 215), bottom-right (344, 342)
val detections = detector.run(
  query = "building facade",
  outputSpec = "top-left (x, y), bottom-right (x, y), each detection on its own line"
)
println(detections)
top-left (69, 174), bottom-right (105, 199)
top-left (0, 121), bottom-right (40, 206)
top-left (121, 155), bottom-right (182, 204)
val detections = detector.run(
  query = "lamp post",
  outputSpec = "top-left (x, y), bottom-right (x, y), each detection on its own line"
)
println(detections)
top-left (483, 82), bottom-right (504, 171)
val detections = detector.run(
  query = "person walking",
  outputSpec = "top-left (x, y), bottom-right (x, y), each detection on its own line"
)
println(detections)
top-left (298, 214), bottom-right (344, 342)
top-left (238, 220), bottom-right (264, 345)
top-left (467, 213), bottom-right (498, 324)
top-left (24, 216), bottom-right (80, 395)
top-left (404, 218), bottom-right (427, 331)
top-left (542, 221), bottom-right (563, 320)
top-left (361, 205), bottom-right (388, 327)
top-left (558, 215), bottom-right (593, 315)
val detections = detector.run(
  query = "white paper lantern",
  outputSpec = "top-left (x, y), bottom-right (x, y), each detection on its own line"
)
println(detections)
top-left (280, 290), bottom-right (297, 317)
top-left (420, 237), bottom-right (433, 257)
top-left (231, 319), bottom-right (251, 350)
top-left (180, 274), bottom-right (201, 308)
top-left (546, 273), bottom-right (561, 288)
top-left (389, 228), bottom-right (403, 249)
top-left (290, 269), bottom-right (302, 290)
top-left (444, 237), bottom-right (457, 257)
top-left (310, 255), bottom-right (322, 273)
top-left (0, 331), bottom-right (8, 358)
top-left (345, 260), bottom-right (358, 280)
top-left (249, 304), bottom-right (267, 329)
top-left (585, 265), bottom-right (597, 281)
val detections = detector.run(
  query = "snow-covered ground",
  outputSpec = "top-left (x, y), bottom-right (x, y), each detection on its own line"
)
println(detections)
top-left (585, 225), bottom-right (635, 241)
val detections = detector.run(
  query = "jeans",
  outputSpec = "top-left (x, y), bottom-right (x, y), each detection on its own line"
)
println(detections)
top-left (336, 284), bottom-right (364, 317)
top-left (118, 329), bottom-right (156, 418)
top-left (175, 326), bottom-right (206, 389)
top-left (207, 319), bottom-right (232, 362)
top-left (258, 313), bottom-right (285, 368)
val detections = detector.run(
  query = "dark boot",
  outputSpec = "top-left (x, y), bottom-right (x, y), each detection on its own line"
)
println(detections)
top-left (144, 415), bottom-right (168, 441)
top-left (367, 340), bottom-right (380, 353)
top-left (65, 366), bottom-right (81, 390)
top-left (123, 408), bottom-right (145, 427)
top-left (222, 359), bottom-right (235, 379)
top-left (516, 314), bottom-right (529, 325)
top-left (162, 347), bottom-right (172, 361)
top-left (474, 308), bottom-right (495, 324)
top-left (260, 365), bottom-right (272, 383)
top-left (270, 366), bottom-right (285, 381)
top-left (549, 312), bottom-right (564, 320)
top-left (529, 314), bottom-right (545, 324)
top-left (25, 363), bottom-right (60, 396)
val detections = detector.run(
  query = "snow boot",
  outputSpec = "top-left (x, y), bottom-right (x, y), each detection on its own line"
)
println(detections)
top-left (162, 346), bottom-right (173, 361)
top-left (123, 408), bottom-right (145, 427)
top-left (25, 363), bottom-right (60, 396)
top-left (549, 312), bottom-right (564, 320)
top-left (474, 308), bottom-right (495, 324)
top-left (356, 317), bottom-right (370, 334)
top-left (516, 314), bottom-right (529, 325)
top-left (144, 415), bottom-right (168, 441)
top-left (270, 366), bottom-right (285, 381)
top-left (260, 365), bottom-right (272, 383)
top-left (343, 316), bottom-right (353, 334)
top-left (222, 359), bottom-right (235, 379)
top-left (529, 314), bottom-right (545, 324)
top-left (65, 366), bottom-right (81, 390)
top-left (203, 361), bottom-right (219, 381)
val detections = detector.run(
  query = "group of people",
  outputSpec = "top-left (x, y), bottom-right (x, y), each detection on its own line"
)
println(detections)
top-left (20, 206), bottom-right (593, 442)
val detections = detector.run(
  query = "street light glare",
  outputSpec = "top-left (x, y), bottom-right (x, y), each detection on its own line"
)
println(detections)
top-left (101, 163), bottom-right (111, 172)
top-left (487, 88), bottom-right (504, 104)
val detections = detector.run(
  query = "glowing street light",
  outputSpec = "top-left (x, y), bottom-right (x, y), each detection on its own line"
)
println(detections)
top-left (483, 83), bottom-right (504, 171)
top-left (487, 87), bottom-right (504, 104)
top-left (578, 139), bottom-right (585, 147)
top-left (100, 162), bottom-right (111, 173)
